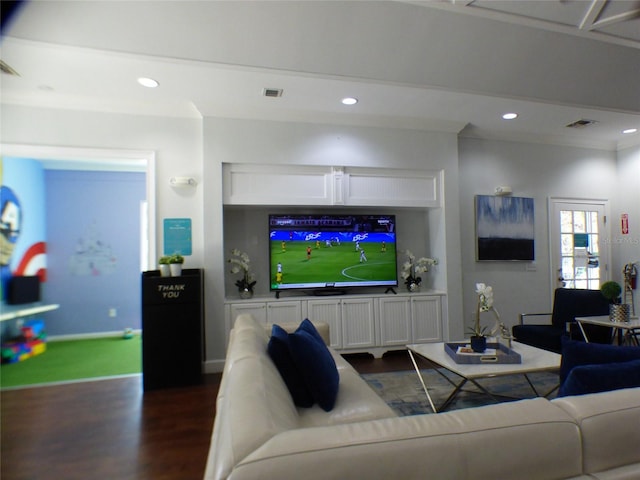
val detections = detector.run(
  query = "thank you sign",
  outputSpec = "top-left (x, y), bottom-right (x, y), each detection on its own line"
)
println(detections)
top-left (143, 273), bottom-right (199, 305)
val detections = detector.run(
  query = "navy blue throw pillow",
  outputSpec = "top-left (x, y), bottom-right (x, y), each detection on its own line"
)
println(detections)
top-left (559, 358), bottom-right (640, 397)
top-left (289, 320), bottom-right (340, 412)
top-left (267, 324), bottom-right (314, 408)
top-left (559, 338), bottom-right (640, 385)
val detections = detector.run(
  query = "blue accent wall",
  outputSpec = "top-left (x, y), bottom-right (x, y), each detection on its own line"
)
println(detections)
top-left (43, 170), bottom-right (145, 336)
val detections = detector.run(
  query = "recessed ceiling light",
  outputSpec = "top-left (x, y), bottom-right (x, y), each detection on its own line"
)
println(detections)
top-left (341, 97), bottom-right (358, 106)
top-left (502, 113), bottom-right (518, 120)
top-left (137, 77), bottom-right (159, 88)
top-left (622, 128), bottom-right (638, 134)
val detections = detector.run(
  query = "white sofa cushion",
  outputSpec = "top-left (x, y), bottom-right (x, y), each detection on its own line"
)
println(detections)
top-left (298, 369), bottom-right (397, 427)
top-left (553, 387), bottom-right (640, 476)
top-left (233, 398), bottom-right (584, 480)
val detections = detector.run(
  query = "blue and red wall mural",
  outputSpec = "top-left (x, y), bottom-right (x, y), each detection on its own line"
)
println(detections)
top-left (0, 157), bottom-right (47, 301)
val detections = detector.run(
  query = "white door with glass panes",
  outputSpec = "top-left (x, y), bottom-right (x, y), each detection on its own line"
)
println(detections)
top-left (550, 199), bottom-right (609, 291)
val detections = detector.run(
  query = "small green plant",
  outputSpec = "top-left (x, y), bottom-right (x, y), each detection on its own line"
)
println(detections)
top-left (169, 254), bottom-right (185, 264)
top-left (159, 256), bottom-right (171, 265)
top-left (600, 281), bottom-right (622, 304)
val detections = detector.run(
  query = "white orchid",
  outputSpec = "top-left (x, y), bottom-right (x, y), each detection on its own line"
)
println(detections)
top-left (470, 283), bottom-right (500, 338)
top-left (401, 250), bottom-right (437, 288)
top-left (475, 283), bottom-right (494, 311)
top-left (228, 249), bottom-right (255, 290)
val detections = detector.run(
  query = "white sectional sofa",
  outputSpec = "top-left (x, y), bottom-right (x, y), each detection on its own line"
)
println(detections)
top-left (204, 314), bottom-right (640, 480)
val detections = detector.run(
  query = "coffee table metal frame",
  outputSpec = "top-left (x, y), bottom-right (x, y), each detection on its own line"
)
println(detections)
top-left (407, 341), bottom-right (561, 413)
top-left (575, 315), bottom-right (640, 346)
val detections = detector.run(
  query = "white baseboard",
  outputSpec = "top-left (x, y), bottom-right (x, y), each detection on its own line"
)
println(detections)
top-left (203, 358), bottom-right (225, 374)
top-left (48, 329), bottom-right (142, 342)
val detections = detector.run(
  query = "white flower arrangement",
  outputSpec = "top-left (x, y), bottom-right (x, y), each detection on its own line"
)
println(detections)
top-left (400, 250), bottom-right (437, 288)
top-left (470, 283), bottom-right (501, 338)
top-left (476, 283), bottom-right (494, 312)
top-left (228, 249), bottom-right (256, 291)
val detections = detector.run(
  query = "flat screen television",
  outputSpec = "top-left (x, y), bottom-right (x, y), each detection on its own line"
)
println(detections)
top-left (269, 213), bottom-right (398, 294)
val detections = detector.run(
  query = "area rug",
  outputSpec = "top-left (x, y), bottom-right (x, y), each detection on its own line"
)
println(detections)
top-left (362, 369), bottom-right (559, 415)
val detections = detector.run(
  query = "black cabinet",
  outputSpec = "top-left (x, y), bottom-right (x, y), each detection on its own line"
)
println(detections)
top-left (141, 268), bottom-right (203, 391)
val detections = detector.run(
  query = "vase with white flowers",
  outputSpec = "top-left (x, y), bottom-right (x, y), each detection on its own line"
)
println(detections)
top-left (468, 283), bottom-right (501, 352)
top-left (228, 249), bottom-right (256, 299)
top-left (400, 250), bottom-right (437, 292)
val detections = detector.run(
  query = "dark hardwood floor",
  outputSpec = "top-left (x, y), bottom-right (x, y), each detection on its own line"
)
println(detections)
top-left (1, 351), bottom-right (412, 480)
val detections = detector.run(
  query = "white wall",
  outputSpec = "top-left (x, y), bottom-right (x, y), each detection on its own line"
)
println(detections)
top-left (1, 105), bottom-right (205, 265)
top-left (458, 137), bottom-right (618, 332)
top-left (203, 117), bottom-right (464, 367)
top-left (4, 102), bottom-right (633, 371)
top-left (612, 144), bottom-right (640, 312)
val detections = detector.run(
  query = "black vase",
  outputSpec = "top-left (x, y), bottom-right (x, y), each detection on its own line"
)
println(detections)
top-left (470, 336), bottom-right (487, 353)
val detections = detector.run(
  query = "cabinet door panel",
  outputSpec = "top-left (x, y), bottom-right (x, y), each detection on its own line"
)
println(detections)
top-left (345, 168), bottom-right (440, 207)
top-left (267, 301), bottom-right (302, 324)
top-left (229, 302), bottom-right (267, 324)
top-left (378, 297), bottom-right (411, 346)
top-left (307, 299), bottom-right (342, 349)
top-left (412, 296), bottom-right (442, 343)
top-left (342, 298), bottom-right (375, 348)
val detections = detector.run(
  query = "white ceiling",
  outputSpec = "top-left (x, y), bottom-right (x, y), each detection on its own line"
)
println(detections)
top-left (1, 0), bottom-right (639, 151)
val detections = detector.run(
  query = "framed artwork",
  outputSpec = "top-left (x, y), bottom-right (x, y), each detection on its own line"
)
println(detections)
top-left (475, 195), bottom-right (535, 261)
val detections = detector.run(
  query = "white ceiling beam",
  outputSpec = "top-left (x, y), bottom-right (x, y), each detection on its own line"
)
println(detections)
top-left (590, 8), bottom-right (640, 31)
top-left (579, 0), bottom-right (607, 30)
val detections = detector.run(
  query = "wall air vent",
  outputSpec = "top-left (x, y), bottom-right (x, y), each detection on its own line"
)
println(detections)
top-left (0, 60), bottom-right (20, 76)
top-left (566, 119), bottom-right (597, 128)
top-left (263, 88), bottom-right (283, 98)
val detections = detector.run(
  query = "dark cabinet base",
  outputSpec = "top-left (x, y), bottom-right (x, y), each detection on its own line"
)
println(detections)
top-left (141, 269), bottom-right (204, 391)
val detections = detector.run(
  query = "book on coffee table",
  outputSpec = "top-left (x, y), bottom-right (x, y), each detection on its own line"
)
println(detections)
top-left (445, 342), bottom-right (522, 364)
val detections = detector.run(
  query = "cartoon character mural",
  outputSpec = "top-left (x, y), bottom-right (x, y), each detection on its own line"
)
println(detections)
top-left (0, 157), bottom-right (47, 301)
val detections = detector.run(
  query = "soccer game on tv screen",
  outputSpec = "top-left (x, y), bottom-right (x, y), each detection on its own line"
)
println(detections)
top-left (268, 214), bottom-right (398, 291)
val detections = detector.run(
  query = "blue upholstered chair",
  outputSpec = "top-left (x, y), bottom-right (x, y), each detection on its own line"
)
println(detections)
top-left (558, 338), bottom-right (640, 397)
top-left (512, 288), bottom-right (611, 353)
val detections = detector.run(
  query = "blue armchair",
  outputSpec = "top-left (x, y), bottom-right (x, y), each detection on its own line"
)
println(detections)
top-left (558, 338), bottom-right (640, 396)
top-left (512, 288), bottom-right (611, 353)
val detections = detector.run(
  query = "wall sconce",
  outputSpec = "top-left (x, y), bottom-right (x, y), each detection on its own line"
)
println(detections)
top-left (169, 176), bottom-right (197, 187)
top-left (494, 186), bottom-right (512, 196)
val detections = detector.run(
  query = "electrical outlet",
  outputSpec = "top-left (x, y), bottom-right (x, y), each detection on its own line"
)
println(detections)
top-left (109, 308), bottom-right (117, 318)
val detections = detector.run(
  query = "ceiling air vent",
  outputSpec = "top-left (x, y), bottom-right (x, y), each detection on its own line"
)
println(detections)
top-left (263, 88), bottom-right (283, 98)
top-left (0, 60), bottom-right (20, 76)
top-left (566, 119), bottom-right (597, 128)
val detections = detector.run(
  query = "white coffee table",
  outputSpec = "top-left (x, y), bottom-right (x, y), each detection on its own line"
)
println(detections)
top-left (575, 315), bottom-right (640, 346)
top-left (407, 341), bottom-right (561, 413)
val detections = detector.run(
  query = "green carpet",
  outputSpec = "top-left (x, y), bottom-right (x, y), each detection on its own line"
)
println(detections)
top-left (1, 336), bottom-right (142, 389)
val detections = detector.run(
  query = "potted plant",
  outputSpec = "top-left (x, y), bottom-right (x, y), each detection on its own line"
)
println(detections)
top-left (601, 280), bottom-right (629, 322)
top-left (400, 250), bottom-right (437, 292)
top-left (468, 283), bottom-right (500, 352)
top-left (169, 254), bottom-right (184, 277)
top-left (228, 249), bottom-right (256, 299)
top-left (158, 256), bottom-right (171, 277)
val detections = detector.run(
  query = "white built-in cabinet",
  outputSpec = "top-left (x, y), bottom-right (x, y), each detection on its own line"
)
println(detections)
top-left (223, 164), bottom-right (441, 207)
top-left (222, 162), bottom-right (447, 357)
top-left (224, 292), bottom-right (444, 357)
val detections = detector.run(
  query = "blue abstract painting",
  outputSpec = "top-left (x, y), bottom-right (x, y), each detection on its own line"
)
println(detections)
top-left (475, 195), bottom-right (535, 261)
